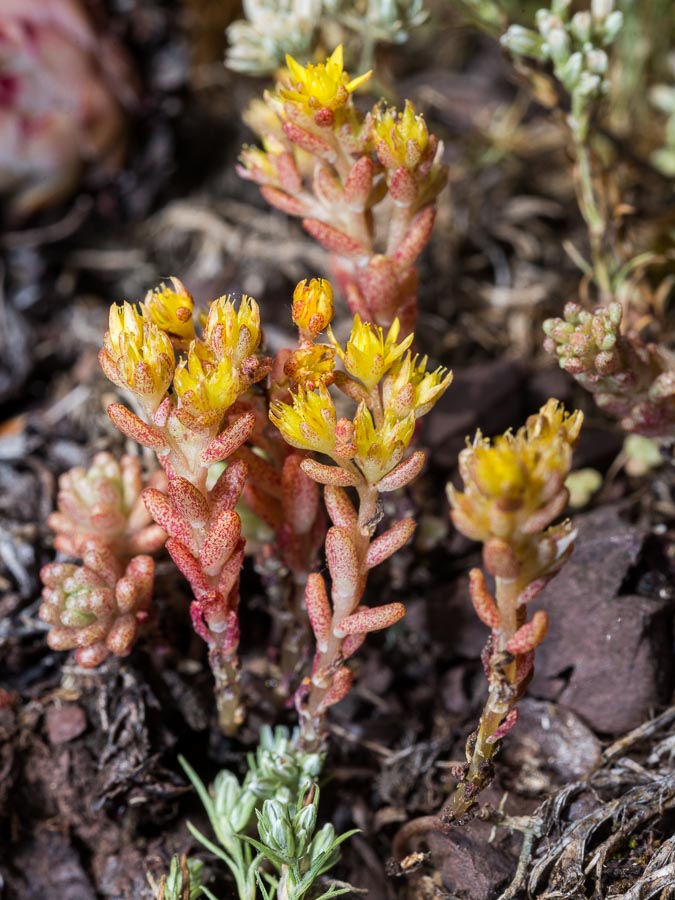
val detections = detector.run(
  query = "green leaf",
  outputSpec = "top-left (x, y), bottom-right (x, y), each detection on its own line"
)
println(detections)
top-left (239, 833), bottom-right (288, 870)
top-left (314, 885), bottom-right (354, 900)
top-left (254, 870), bottom-right (274, 900)
top-left (186, 822), bottom-right (237, 872)
top-left (179, 756), bottom-right (216, 823)
top-left (297, 829), bottom-right (361, 890)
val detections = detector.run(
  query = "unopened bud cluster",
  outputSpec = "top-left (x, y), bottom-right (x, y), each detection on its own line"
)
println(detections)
top-left (239, 46), bottom-right (448, 334)
top-left (40, 453), bottom-right (166, 667)
top-left (40, 546), bottom-right (154, 667)
top-left (501, 0), bottom-right (623, 139)
top-left (225, 0), bottom-right (427, 76)
top-left (649, 57), bottom-right (675, 176)
top-left (544, 302), bottom-right (675, 437)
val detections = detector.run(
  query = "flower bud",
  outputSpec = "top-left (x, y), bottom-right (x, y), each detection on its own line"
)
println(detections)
top-left (501, 25), bottom-right (545, 59)
top-left (570, 12), bottom-right (591, 44)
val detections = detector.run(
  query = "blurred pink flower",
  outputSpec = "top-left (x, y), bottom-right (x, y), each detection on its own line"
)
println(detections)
top-left (0, 0), bottom-right (137, 217)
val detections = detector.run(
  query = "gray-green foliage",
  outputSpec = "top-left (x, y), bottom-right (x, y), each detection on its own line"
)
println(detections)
top-left (156, 855), bottom-right (207, 900)
top-left (649, 53), bottom-right (675, 175)
top-left (179, 726), bottom-right (357, 900)
top-left (501, 0), bottom-right (624, 139)
top-left (225, 0), bottom-right (427, 75)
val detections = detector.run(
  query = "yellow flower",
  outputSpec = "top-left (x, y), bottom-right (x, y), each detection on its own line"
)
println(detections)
top-left (292, 278), bottom-right (334, 338)
top-left (103, 302), bottom-right (175, 401)
top-left (239, 139), bottom-right (285, 186)
top-left (106, 301), bottom-right (144, 353)
top-left (449, 401), bottom-right (583, 545)
top-left (280, 45), bottom-right (371, 119)
top-left (354, 405), bottom-right (416, 484)
top-left (383, 352), bottom-right (453, 419)
top-left (142, 278), bottom-right (195, 342)
top-left (173, 341), bottom-right (242, 422)
top-left (526, 398), bottom-right (583, 448)
top-left (269, 385), bottom-right (337, 455)
top-left (372, 100), bottom-right (429, 169)
top-left (205, 295), bottom-right (261, 367)
top-left (243, 96), bottom-right (285, 140)
top-left (284, 343), bottom-right (336, 389)
top-left (331, 316), bottom-right (414, 391)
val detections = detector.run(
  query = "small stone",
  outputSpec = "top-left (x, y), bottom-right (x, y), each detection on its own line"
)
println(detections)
top-left (45, 704), bottom-right (87, 745)
top-left (500, 699), bottom-right (602, 795)
top-left (428, 825), bottom-right (514, 898)
top-left (530, 506), bottom-right (673, 734)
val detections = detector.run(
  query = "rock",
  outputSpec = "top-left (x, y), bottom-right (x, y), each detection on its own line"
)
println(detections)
top-left (427, 573), bottom-right (490, 660)
top-left (45, 704), bottom-right (87, 745)
top-left (428, 825), bottom-right (514, 899)
top-left (530, 506), bottom-right (673, 734)
top-left (7, 829), bottom-right (97, 900)
top-left (500, 698), bottom-right (602, 795)
top-left (426, 360), bottom-right (528, 468)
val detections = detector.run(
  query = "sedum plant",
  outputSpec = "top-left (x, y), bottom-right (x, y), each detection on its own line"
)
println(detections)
top-left (94, 274), bottom-right (450, 741)
top-left (99, 279), bottom-right (272, 733)
top-left (239, 46), bottom-right (448, 335)
top-left (48, 452), bottom-right (167, 559)
top-left (544, 302), bottom-right (675, 438)
top-left (0, 0), bottom-right (136, 218)
top-left (40, 453), bottom-right (166, 666)
top-left (179, 726), bottom-right (356, 899)
top-left (39, 545), bottom-right (154, 667)
top-left (395, 400), bottom-right (582, 853)
top-left (269, 285), bottom-right (452, 748)
top-left (225, 0), bottom-right (428, 77)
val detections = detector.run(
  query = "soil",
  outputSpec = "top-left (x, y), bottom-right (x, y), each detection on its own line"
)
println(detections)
top-left (1, 2), bottom-right (674, 899)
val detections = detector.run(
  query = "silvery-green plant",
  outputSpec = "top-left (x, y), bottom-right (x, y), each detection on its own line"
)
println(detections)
top-left (245, 787), bottom-right (357, 900)
top-left (501, 0), bottom-right (623, 141)
top-left (649, 54), bottom-right (675, 176)
top-left (501, 0), bottom-right (624, 299)
top-left (225, 0), bottom-right (427, 76)
top-left (179, 727), bottom-right (356, 899)
top-left (153, 854), bottom-right (207, 900)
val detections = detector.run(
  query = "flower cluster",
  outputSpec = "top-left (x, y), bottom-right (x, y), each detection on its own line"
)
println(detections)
top-left (450, 398), bottom-right (583, 581)
top-left (100, 279), bottom-right (271, 733)
top-left (39, 546), bottom-right (153, 668)
top-left (544, 301), bottom-right (675, 437)
top-left (0, 0), bottom-right (136, 217)
top-left (238, 46), bottom-right (447, 334)
top-left (270, 280), bottom-right (452, 747)
top-left (501, 0), bottom-right (623, 141)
